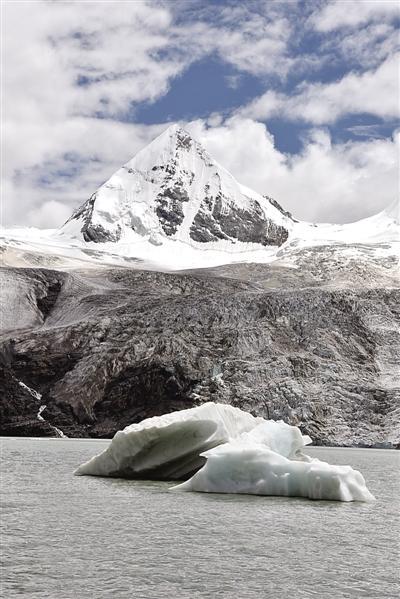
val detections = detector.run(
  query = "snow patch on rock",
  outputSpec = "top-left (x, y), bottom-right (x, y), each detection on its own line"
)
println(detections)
top-left (18, 381), bottom-right (68, 438)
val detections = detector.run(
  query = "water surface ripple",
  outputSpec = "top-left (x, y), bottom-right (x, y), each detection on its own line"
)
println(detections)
top-left (1, 439), bottom-right (399, 598)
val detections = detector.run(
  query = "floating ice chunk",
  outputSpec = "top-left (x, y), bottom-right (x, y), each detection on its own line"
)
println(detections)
top-left (74, 403), bottom-right (264, 479)
top-left (75, 402), bottom-right (374, 502)
top-left (172, 441), bottom-right (375, 502)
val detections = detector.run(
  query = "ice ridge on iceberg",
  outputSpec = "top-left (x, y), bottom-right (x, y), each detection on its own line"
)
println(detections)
top-left (74, 403), bottom-right (374, 502)
top-left (75, 403), bottom-right (263, 480)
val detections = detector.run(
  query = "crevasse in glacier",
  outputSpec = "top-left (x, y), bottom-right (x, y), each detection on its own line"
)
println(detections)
top-left (75, 402), bottom-right (375, 502)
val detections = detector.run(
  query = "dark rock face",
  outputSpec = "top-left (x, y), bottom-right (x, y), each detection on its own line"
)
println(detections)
top-left (0, 255), bottom-right (398, 447)
top-left (175, 128), bottom-right (193, 151)
top-left (155, 185), bottom-right (190, 236)
top-left (147, 133), bottom-right (196, 238)
top-left (82, 224), bottom-right (122, 243)
top-left (189, 200), bottom-right (229, 242)
top-left (190, 195), bottom-right (288, 245)
top-left (67, 193), bottom-right (96, 227)
top-left (92, 360), bottom-right (198, 436)
top-left (0, 365), bottom-right (55, 437)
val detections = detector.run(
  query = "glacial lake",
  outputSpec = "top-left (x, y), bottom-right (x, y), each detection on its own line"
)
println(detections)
top-left (1, 439), bottom-right (399, 599)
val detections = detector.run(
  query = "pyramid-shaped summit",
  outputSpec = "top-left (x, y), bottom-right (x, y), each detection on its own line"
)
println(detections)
top-left (63, 124), bottom-right (291, 247)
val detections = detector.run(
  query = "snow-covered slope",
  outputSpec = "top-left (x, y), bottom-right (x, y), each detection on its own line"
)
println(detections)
top-left (0, 125), bottom-right (398, 270)
top-left (289, 199), bottom-right (399, 248)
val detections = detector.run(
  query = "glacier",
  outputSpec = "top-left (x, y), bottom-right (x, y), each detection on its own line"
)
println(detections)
top-left (75, 403), bottom-right (374, 502)
top-left (1, 124), bottom-right (398, 445)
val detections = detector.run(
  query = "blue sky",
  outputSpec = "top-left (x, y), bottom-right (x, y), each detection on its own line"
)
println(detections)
top-left (133, 58), bottom-right (265, 129)
top-left (2, 0), bottom-right (399, 226)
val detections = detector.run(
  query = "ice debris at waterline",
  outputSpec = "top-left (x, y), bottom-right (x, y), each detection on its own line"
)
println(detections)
top-left (74, 403), bottom-right (375, 502)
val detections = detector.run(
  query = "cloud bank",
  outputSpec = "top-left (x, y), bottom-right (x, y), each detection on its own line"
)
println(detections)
top-left (2, 0), bottom-right (399, 227)
top-left (188, 118), bottom-right (398, 223)
top-left (241, 53), bottom-right (399, 124)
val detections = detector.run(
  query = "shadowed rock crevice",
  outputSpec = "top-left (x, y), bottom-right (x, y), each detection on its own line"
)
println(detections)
top-left (91, 361), bottom-right (199, 437)
top-left (36, 279), bottom-right (63, 320)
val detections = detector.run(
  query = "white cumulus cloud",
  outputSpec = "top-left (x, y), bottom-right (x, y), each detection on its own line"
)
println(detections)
top-left (241, 53), bottom-right (400, 124)
top-left (311, 0), bottom-right (400, 32)
top-left (187, 118), bottom-right (398, 223)
top-left (1, 0), bottom-right (398, 228)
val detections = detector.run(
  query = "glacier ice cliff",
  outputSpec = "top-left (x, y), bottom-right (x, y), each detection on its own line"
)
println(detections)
top-left (75, 403), bottom-right (374, 502)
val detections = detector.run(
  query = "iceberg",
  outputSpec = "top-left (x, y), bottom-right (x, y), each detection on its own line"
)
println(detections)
top-left (172, 441), bottom-right (375, 502)
top-left (75, 402), bottom-right (375, 502)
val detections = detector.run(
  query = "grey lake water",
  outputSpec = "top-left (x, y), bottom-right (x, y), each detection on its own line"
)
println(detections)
top-left (1, 439), bottom-right (399, 599)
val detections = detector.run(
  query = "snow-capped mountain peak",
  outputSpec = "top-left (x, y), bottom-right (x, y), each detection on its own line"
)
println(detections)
top-left (1, 124), bottom-right (397, 272)
top-left (62, 124), bottom-right (291, 247)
